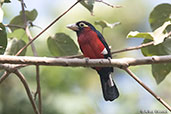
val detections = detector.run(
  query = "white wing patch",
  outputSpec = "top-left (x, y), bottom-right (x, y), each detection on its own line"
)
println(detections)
top-left (101, 48), bottom-right (108, 55)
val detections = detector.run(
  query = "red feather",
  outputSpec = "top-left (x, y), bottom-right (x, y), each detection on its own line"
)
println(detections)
top-left (78, 27), bottom-right (105, 59)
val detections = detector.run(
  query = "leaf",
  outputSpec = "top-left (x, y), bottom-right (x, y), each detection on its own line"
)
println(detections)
top-left (7, 29), bottom-right (27, 42)
top-left (127, 31), bottom-right (153, 40)
top-left (141, 38), bottom-right (171, 84)
top-left (9, 9), bottom-right (38, 31)
top-left (127, 21), bottom-right (171, 45)
top-left (94, 20), bottom-right (120, 29)
top-left (1, 0), bottom-right (11, 3)
top-left (152, 63), bottom-right (171, 84)
top-left (149, 3), bottom-right (171, 31)
top-left (0, 6), bottom-right (3, 22)
top-left (4, 0), bottom-right (11, 3)
top-left (4, 38), bottom-right (26, 56)
top-left (141, 39), bottom-right (165, 56)
top-left (0, 0), bottom-right (11, 5)
top-left (162, 38), bottom-right (171, 54)
top-left (129, 3), bottom-right (171, 84)
top-left (80, 0), bottom-right (95, 14)
top-left (0, 23), bottom-right (7, 54)
top-left (152, 21), bottom-right (171, 45)
top-left (47, 33), bottom-right (79, 56)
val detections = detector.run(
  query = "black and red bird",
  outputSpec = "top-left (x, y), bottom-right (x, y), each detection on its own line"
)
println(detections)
top-left (67, 21), bottom-right (119, 101)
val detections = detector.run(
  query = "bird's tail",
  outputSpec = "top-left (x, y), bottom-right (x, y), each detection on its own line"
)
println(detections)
top-left (98, 72), bottom-right (119, 101)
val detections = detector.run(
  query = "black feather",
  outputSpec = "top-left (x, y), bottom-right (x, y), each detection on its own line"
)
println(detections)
top-left (74, 21), bottom-right (119, 101)
top-left (97, 68), bottom-right (119, 101)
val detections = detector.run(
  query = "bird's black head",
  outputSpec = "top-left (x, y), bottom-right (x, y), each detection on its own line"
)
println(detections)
top-left (67, 21), bottom-right (96, 33)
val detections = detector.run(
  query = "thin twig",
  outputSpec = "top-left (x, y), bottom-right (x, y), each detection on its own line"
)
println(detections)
top-left (26, 25), bottom-right (38, 56)
top-left (20, 1), bottom-right (42, 113)
top-left (35, 65), bottom-right (41, 114)
top-left (26, 23), bottom-right (42, 114)
top-left (124, 68), bottom-right (171, 111)
top-left (61, 41), bottom-right (154, 58)
top-left (0, 71), bottom-right (10, 84)
top-left (15, 0), bottom-right (82, 56)
top-left (111, 41), bottom-right (154, 55)
top-left (57, 54), bottom-right (83, 58)
top-left (14, 70), bottom-right (40, 114)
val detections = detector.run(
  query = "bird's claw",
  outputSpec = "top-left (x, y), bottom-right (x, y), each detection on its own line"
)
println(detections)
top-left (107, 57), bottom-right (112, 62)
top-left (84, 57), bottom-right (90, 63)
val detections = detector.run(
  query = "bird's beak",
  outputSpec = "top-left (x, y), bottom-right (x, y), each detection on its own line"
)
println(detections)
top-left (66, 23), bottom-right (79, 31)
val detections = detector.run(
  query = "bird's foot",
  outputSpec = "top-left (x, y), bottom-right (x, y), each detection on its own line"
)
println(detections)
top-left (84, 57), bottom-right (90, 64)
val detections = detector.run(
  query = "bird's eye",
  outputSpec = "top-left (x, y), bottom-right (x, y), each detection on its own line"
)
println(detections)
top-left (79, 23), bottom-right (85, 28)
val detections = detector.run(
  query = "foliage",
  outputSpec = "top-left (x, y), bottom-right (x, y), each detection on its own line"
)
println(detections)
top-left (127, 3), bottom-right (171, 84)
top-left (4, 38), bottom-right (26, 56)
top-left (47, 33), bottom-right (79, 56)
top-left (9, 9), bottom-right (38, 31)
top-left (0, 23), bottom-right (7, 54)
top-left (80, 0), bottom-right (95, 14)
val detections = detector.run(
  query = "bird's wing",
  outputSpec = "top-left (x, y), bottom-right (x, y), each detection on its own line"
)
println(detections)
top-left (95, 30), bottom-right (112, 58)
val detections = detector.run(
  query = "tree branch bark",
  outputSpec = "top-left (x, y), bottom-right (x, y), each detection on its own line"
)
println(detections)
top-left (0, 55), bottom-right (171, 67)
top-left (0, 71), bottom-right (10, 84)
top-left (14, 70), bottom-right (40, 114)
top-left (124, 68), bottom-right (171, 111)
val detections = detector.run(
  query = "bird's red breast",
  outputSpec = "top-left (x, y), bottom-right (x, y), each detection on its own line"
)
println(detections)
top-left (77, 27), bottom-right (105, 59)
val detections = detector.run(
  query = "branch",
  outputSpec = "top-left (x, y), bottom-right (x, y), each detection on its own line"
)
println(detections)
top-left (0, 71), bottom-right (10, 84)
top-left (111, 41), bottom-right (154, 55)
top-left (63, 41), bottom-right (154, 58)
top-left (0, 55), bottom-right (171, 67)
top-left (34, 65), bottom-right (42, 114)
top-left (26, 25), bottom-right (38, 56)
top-left (0, 64), bottom-right (27, 84)
top-left (14, 70), bottom-right (40, 114)
top-left (124, 68), bottom-right (171, 111)
top-left (15, 0), bottom-right (82, 56)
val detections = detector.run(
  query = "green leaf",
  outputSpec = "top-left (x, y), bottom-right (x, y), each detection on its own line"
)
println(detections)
top-left (141, 38), bottom-right (171, 84)
top-left (0, 23), bottom-right (7, 54)
top-left (127, 31), bottom-right (153, 40)
top-left (152, 63), bottom-right (171, 84)
top-left (94, 20), bottom-right (120, 29)
top-left (162, 38), bottom-right (171, 54)
top-left (1, 0), bottom-right (11, 3)
top-left (80, 0), bottom-right (95, 14)
top-left (141, 39), bottom-right (165, 56)
top-left (4, 38), bottom-right (26, 56)
top-left (4, 0), bottom-right (11, 3)
top-left (7, 29), bottom-right (27, 42)
top-left (47, 33), bottom-right (79, 56)
top-left (149, 3), bottom-right (171, 31)
top-left (129, 3), bottom-right (171, 85)
top-left (127, 21), bottom-right (171, 45)
top-left (0, 0), bottom-right (11, 5)
top-left (9, 9), bottom-right (38, 31)
top-left (152, 21), bottom-right (171, 45)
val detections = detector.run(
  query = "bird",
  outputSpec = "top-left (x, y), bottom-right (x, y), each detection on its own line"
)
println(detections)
top-left (67, 21), bottom-right (119, 101)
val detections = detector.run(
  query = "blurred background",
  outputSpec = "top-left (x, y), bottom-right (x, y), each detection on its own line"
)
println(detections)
top-left (0, 0), bottom-right (171, 114)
